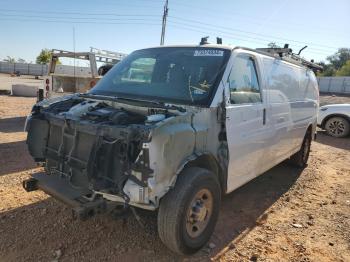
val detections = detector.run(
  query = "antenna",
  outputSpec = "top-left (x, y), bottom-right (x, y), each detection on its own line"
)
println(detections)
top-left (73, 26), bottom-right (76, 80)
top-left (160, 0), bottom-right (169, 45)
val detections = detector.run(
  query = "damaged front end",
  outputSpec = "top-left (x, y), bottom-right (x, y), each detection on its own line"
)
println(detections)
top-left (23, 95), bottom-right (162, 219)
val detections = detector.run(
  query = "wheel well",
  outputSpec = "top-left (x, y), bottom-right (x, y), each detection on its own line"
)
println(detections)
top-left (184, 154), bottom-right (226, 193)
top-left (307, 124), bottom-right (313, 134)
top-left (321, 114), bottom-right (350, 128)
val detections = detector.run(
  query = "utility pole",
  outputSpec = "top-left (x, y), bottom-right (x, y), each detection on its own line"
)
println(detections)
top-left (160, 0), bottom-right (168, 45)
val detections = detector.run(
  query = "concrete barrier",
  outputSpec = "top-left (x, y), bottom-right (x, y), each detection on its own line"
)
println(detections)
top-left (11, 84), bottom-right (38, 97)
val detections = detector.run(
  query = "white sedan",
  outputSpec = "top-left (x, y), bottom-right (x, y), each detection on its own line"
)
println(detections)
top-left (318, 104), bottom-right (350, 137)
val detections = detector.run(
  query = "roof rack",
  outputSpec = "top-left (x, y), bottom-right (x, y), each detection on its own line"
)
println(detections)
top-left (51, 49), bottom-right (92, 60)
top-left (197, 36), bottom-right (323, 71)
top-left (50, 48), bottom-right (127, 64)
top-left (90, 47), bottom-right (127, 64)
top-left (256, 44), bottom-right (323, 71)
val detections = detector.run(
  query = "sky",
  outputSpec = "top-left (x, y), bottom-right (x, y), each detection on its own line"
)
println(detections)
top-left (0, 0), bottom-right (349, 64)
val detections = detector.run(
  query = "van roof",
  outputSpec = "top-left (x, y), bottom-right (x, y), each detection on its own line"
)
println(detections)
top-left (139, 44), bottom-right (322, 71)
top-left (142, 44), bottom-right (234, 50)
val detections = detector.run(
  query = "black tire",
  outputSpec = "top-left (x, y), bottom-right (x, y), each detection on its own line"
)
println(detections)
top-left (157, 167), bottom-right (221, 255)
top-left (289, 129), bottom-right (312, 168)
top-left (324, 116), bottom-right (350, 138)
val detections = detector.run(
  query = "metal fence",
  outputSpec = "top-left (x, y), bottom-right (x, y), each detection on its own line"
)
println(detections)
top-left (0, 61), bottom-right (91, 77)
top-left (317, 77), bottom-right (350, 95)
top-left (0, 61), bottom-right (48, 75)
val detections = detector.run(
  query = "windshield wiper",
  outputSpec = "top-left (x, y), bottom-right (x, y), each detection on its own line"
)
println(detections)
top-left (78, 93), bottom-right (186, 112)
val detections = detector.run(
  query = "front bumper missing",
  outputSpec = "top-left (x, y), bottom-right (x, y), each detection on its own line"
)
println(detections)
top-left (23, 172), bottom-right (123, 220)
top-left (23, 172), bottom-right (156, 220)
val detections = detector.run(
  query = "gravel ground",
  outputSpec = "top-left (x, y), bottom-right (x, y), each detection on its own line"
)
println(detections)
top-left (0, 95), bottom-right (349, 262)
top-left (320, 93), bottom-right (350, 106)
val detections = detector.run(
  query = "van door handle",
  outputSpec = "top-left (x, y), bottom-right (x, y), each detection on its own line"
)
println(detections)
top-left (263, 108), bottom-right (266, 125)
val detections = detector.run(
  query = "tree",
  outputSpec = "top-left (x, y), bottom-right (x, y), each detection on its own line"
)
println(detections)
top-left (4, 56), bottom-right (15, 63)
top-left (326, 48), bottom-right (350, 70)
top-left (36, 49), bottom-right (52, 64)
top-left (335, 60), bottom-right (350, 76)
top-left (317, 61), bottom-right (336, 77)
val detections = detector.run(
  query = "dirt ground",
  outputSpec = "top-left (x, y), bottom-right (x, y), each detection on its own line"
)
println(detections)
top-left (0, 94), bottom-right (349, 262)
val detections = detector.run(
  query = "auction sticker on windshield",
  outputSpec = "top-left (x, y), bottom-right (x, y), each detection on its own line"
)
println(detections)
top-left (194, 50), bottom-right (224, 56)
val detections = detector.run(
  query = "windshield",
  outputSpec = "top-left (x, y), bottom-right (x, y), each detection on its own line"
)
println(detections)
top-left (90, 47), bottom-right (231, 106)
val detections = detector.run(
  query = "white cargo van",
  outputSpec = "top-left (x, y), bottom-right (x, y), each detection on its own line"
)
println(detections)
top-left (24, 42), bottom-right (321, 255)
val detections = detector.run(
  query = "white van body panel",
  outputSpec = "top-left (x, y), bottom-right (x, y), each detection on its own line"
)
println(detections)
top-left (224, 49), bottom-right (319, 193)
top-left (223, 50), bottom-right (272, 192)
top-left (263, 57), bottom-right (318, 164)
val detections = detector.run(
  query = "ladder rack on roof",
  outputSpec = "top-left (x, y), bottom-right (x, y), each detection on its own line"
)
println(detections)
top-left (256, 45), bottom-right (323, 71)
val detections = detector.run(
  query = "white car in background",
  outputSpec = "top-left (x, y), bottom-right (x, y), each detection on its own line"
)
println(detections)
top-left (318, 104), bottom-right (350, 137)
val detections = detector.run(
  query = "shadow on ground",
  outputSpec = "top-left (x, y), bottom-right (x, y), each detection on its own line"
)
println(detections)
top-left (0, 116), bottom-right (26, 133)
top-left (316, 131), bottom-right (350, 151)
top-left (211, 161), bottom-right (302, 258)
top-left (0, 140), bottom-right (36, 176)
top-left (0, 161), bottom-right (302, 261)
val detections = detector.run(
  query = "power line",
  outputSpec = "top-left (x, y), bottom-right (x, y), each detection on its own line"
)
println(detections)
top-left (0, 17), bottom-right (161, 26)
top-left (168, 2), bottom-right (339, 34)
top-left (167, 23), bottom-right (331, 57)
top-left (0, 8), bottom-right (160, 17)
top-left (167, 20), bottom-right (333, 55)
top-left (0, 15), bottom-right (333, 56)
top-left (0, 9), bottom-right (340, 52)
top-left (0, 13), bottom-right (160, 22)
top-left (169, 16), bottom-right (338, 51)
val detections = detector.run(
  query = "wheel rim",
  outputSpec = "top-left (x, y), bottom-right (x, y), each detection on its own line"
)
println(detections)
top-left (327, 119), bottom-right (346, 136)
top-left (185, 189), bottom-right (213, 238)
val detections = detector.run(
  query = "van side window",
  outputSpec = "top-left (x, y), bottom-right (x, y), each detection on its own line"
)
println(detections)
top-left (228, 56), bottom-right (261, 104)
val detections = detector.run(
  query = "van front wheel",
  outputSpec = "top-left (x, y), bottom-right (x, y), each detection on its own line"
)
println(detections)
top-left (157, 167), bottom-right (221, 255)
top-left (289, 130), bottom-right (312, 168)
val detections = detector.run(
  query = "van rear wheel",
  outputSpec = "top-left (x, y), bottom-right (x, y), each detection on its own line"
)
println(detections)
top-left (289, 130), bottom-right (312, 168)
top-left (157, 167), bottom-right (221, 255)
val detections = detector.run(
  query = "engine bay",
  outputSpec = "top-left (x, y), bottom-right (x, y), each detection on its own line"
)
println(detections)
top-left (26, 96), bottom-right (174, 201)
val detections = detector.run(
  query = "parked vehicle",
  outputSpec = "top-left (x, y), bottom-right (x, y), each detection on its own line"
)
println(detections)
top-left (318, 104), bottom-right (350, 137)
top-left (23, 41), bottom-right (321, 255)
top-left (39, 48), bottom-right (126, 101)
